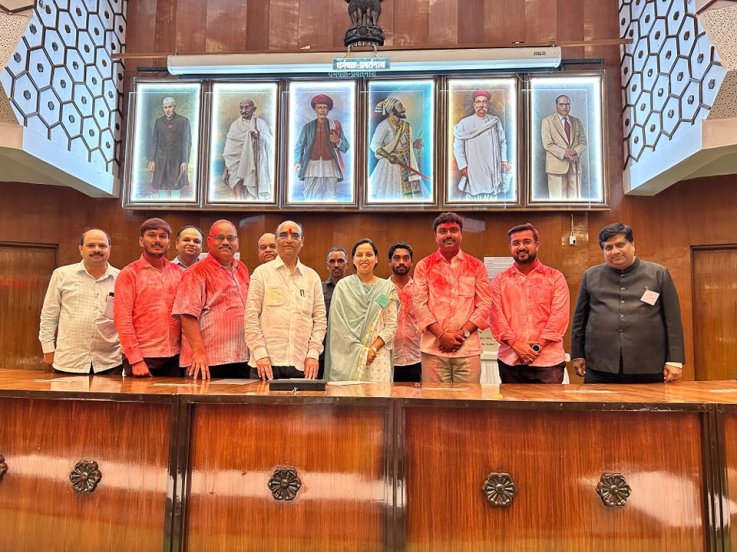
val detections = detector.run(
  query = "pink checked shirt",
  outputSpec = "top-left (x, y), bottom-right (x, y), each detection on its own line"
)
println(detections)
top-left (172, 253), bottom-right (250, 367)
top-left (490, 259), bottom-right (569, 366)
top-left (392, 277), bottom-right (421, 366)
top-left (114, 255), bottom-right (183, 364)
top-left (413, 250), bottom-right (492, 358)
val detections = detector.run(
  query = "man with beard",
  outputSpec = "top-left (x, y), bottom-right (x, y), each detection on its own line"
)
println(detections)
top-left (256, 232), bottom-right (277, 265)
top-left (413, 212), bottom-right (492, 383)
top-left (294, 94), bottom-right (349, 201)
top-left (245, 221), bottom-right (326, 380)
top-left (453, 89), bottom-right (511, 200)
top-left (39, 228), bottom-right (122, 374)
top-left (115, 218), bottom-right (183, 377)
top-left (173, 220), bottom-right (250, 380)
top-left (388, 241), bottom-right (422, 383)
top-left (369, 97), bottom-right (425, 200)
top-left (172, 225), bottom-right (204, 269)
top-left (490, 223), bottom-right (569, 383)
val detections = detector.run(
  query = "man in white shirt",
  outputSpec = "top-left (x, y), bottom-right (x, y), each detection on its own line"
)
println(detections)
top-left (39, 228), bottom-right (121, 374)
top-left (245, 220), bottom-right (327, 380)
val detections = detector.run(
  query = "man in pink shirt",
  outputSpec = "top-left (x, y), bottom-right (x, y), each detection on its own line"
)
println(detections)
top-left (173, 219), bottom-right (250, 380)
top-left (413, 212), bottom-right (493, 383)
top-left (114, 218), bottom-right (183, 377)
top-left (388, 241), bottom-right (422, 383)
top-left (490, 223), bottom-right (570, 383)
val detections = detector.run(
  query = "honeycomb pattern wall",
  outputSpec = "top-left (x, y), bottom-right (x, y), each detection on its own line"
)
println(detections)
top-left (619, 0), bottom-right (725, 167)
top-left (0, 0), bottom-right (127, 176)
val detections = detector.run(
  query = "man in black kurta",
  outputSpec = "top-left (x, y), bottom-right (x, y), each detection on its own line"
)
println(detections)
top-left (148, 97), bottom-right (191, 192)
top-left (571, 223), bottom-right (685, 384)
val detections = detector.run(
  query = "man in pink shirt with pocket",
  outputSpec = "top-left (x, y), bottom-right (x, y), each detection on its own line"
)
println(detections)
top-left (114, 218), bottom-right (183, 377)
top-left (491, 223), bottom-right (569, 383)
top-left (173, 219), bottom-right (250, 380)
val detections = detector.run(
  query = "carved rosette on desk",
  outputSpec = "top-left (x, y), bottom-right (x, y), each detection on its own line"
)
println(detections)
top-left (268, 468), bottom-right (302, 501)
top-left (0, 455), bottom-right (7, 482)
top-left (596, 473), bottom-right (631, 507)
top-left (69, 460), bottom-right (102, 493)
top-left (482, 472), bottom-right (516, 507)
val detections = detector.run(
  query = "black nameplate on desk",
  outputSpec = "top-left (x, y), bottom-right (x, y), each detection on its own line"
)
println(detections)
top-left (268, 379), bottom-right (327, 391)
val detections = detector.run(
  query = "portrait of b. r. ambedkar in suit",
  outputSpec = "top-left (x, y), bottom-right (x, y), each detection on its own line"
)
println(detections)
top-left (530, 76), bottom-right (605, 204)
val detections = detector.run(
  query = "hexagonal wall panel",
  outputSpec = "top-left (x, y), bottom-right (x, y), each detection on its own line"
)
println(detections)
top-left (1, 0), bottom-right (127, 178)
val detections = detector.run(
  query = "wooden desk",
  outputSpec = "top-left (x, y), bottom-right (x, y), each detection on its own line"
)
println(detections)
top-left (0, 370), bottom-right (735, 551)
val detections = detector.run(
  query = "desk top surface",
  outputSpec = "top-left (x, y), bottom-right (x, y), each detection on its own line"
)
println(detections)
top-left (1, 368), bottom-right (736, 405)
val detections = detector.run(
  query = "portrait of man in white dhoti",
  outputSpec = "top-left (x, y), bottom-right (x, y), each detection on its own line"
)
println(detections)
top-left (206, 83), bottom-right (278, 205)
top-left (446, 78), bottom-right (517, 205)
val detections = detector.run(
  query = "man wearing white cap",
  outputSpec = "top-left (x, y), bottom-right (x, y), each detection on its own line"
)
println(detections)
top-left (452, 89), bottom-right (510, 200)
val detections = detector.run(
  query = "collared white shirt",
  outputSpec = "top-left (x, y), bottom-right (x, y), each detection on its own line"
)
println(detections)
top-left (245, 256), bottom-right (327, 371)
top-left (39, 261), bottom-right (121, 373)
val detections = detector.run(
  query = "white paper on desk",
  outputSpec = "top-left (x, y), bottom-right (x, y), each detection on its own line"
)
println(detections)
top-left (327, 381), bottom-right (367, 386)
top-left (206, 379), bottom-right (258, 385)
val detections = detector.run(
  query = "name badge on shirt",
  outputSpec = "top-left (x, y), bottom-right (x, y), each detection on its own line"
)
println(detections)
top-left (376, 294), bottom-right (391, 308)
top-left (640, 288), bottom-right (660, 305)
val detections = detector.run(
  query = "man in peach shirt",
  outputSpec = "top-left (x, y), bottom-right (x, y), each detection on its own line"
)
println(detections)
top-left (114, 218), bottom-right (183, 377)
top-left (413, 212), bottom-right (493, 383)
top-left (490, 223), bottom-right (569, 383)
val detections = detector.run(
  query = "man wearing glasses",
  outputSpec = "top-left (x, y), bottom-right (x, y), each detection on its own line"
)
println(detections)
top-left (541, 94), bottom-right (587, 200)
top-left (245, 221), bottom-right (327, 380)
top-left (173, 219), bottom-right (250, 379)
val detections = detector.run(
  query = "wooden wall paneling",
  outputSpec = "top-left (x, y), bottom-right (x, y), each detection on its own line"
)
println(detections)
top-left (183, 401), bottom-right (391, 550)
top-left (485, 0), bottom-right (526, 47)
top-left (0, 397), bottom-right (173, 551)
top-left (692, 247), bottom-right (737, 381)
top-left (202, 0), bottom-right (249, 53)
top-left (390, 0), bottom-right (430, 48)
top-left (176, 0), bottom-right (208, 54)
top-left (426, 0), bottom-right (458, 47)
top-left (297, 0), bottom-right (339, 50)
top-left (0, 243), bottom-right (57, 371)
top-left (524, 0), bottom-right (557, 45)
top-left (457, 0), bottom-right (486, 46)
top-left (245, 1), bottom-right (271, 51)
top-left (402, 404), bottom-right (708, 551)
top-left (268, 0), bottom-right (301, 51)
top-left (124, 0), bottom-right (160, 55)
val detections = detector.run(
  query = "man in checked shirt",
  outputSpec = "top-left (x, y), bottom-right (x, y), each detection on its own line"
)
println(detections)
top-left (173, 219), bottom-right (250, 380)
top-left (490, 223), bottom-right (570, 384)
top-left (39, 228), bottom-right (121, 374)
top-left (114, 218), bottom-right (183, 377)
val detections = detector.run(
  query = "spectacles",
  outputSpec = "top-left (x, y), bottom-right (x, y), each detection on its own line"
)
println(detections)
top-left (277, 231), bottom-right (301, 240)
top-left (557, 102), bottom-right (571, 106)
top-left (212, 235), bottom-right (238, 243)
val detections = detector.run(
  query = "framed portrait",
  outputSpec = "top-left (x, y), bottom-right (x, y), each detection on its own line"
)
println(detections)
top-left (529, 74), bottom-right (606, 206)
top-left (364, 79), bottom-right (435, 206)
top-left (445, 77), bottom-right (518, 206)
top-left (285, 80), bottom-right (357, 206)
top-left (205, 82), bottom-right (279, 206)
top-left (124, 81), bottom-right (202, 206)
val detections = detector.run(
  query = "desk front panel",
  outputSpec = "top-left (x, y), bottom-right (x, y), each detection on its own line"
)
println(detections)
top-left (184, 401), bottom-right (390, 551)
top-left (0, 397), bottom-right (172, 552)
top-left (402, 405), bottom-right (706, 552)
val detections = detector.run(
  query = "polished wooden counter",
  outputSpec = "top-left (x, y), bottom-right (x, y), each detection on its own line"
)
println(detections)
top-left (0, 369), bottom-right (735, 551)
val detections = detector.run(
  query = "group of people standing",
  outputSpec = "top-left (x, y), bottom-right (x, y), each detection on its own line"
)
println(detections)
top-left (39, 213), bottom-right (685, 385)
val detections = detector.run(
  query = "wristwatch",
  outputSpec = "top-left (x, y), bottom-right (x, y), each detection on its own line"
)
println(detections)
top-left (462, 328), bottom-right (471, 339)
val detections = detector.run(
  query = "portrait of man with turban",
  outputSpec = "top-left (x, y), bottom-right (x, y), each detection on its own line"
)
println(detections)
top-left (293, 93), bottom-right (350, 201)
